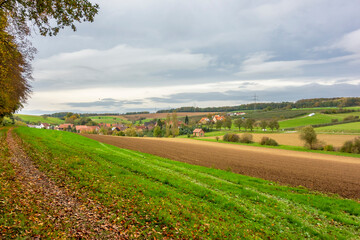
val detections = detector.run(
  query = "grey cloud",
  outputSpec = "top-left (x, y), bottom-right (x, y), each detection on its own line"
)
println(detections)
top-left (65, 99), bottom-right (144, 108)
top-left (22, 1), bottom-right (360, 114)
top-left (149, 83), bottom-right (360, 104)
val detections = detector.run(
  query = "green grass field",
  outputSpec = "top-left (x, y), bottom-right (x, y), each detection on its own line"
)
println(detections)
top-left (90, 116), bottom-right (130, 124)
top-left (2, 127), bottom-right (358, 238)
top-left (279, 114), bottom-right (342, 129)
top-left (14, 114), bottom-right (64, 125)
top-left (315, 122), bottom-right (360, 134)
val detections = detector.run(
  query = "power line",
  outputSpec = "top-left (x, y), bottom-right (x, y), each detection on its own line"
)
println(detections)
top-left (253, 94), bottom-right (258, 111)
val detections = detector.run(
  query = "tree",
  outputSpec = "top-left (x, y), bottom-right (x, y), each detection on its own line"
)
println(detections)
top-left (244, 119), bottom-right (255, 132)
top-left (268, 119), bottom-right (279, 132)
top-left (156, 119), bottom-right (163, 128)
top-left (0, 1), bottom-right (99, 37)
top-left (0, 13), bottom-right (31, 120)
top-left (171, 112), bottom-right (179, 137)
top-left (215, 120), bottom-right (223, 130)
top-left (165, 113), bottom-right (171, 137)
top-left (260, 120), bottom-right (268, 131)
top-left (224, 116), bottom-right (232, 130)
top-left (153, 126), bottom-right (162, 137)
top-left (184, 115), bottom-right (189, 125)
top-left (0, 0), bottom-right (99, 117)
top-left (234, 119), bottom-right (243, 131)
top-left (299, 126), bottom-right (317, 149)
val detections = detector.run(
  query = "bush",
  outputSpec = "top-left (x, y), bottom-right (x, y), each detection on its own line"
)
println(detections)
top-left (323, 144), bottom-right (334, 151)
top-left (260, 137), bottom-right (278, 146)
top-left (343, 115), bottom-right (355, 121)
top-left (340, 141), bottom-right (353, 153)
top-left (223, 133), bottom-right (240, 142)
top-left (312, 141), bottom-right (325, 150)
top-left (239, 133), bottom-right (253, 143)
top-left (299, 126), bottom-right (318, 149)
top-left (340, 137), bottom-right (360, 154)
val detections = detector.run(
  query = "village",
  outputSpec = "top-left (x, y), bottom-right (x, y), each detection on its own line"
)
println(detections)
top-left (26, 112), bottom-right (247, 137)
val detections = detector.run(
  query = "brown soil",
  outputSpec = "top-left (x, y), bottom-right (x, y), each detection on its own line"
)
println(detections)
top-left (205, 132), bottom-right (359, 148)
top-left (84, 135), bottom-right (360, 199)
top-left (6, 129), bottom-right (126, 239)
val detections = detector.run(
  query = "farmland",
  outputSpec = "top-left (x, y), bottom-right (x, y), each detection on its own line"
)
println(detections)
top-left (90, 116), bottom-right (130, 124)
top-left (315, 122), bottom-right (360, 134)
top-left (203, 132), bottom-right (359, 148)
top-left (1, 127), bottom-right (359, 238)
top-left (278, 113), bottom-right (341, 129)
top-left (14, 114), bottom-right (65, 125)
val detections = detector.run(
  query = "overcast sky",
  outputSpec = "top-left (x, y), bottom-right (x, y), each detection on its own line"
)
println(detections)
top-left (20, 0), bottom-right (360, 114)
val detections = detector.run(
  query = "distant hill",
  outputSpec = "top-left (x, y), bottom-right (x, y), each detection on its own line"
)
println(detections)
top-left (157, 97), bottom-right (360, 113)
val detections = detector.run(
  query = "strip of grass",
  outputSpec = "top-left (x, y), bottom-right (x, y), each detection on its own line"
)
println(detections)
top-left (315, 122), bottom-right (360, 134)
top-left (11, 127), bottom-right (360, 238)
top-left (196, 138), bottom-right (360, 158)
top-left (14, 114), bottom-right (64, 125)
top-left (90, 116), bottom-right (130, 124)
top-left (279, 114), bottom-right (342, 129)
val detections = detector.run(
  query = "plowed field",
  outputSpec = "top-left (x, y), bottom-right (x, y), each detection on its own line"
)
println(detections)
top-left (205, 133), bottom-right (359, 147)
top-left (83, 135), bottom-right (360, 199)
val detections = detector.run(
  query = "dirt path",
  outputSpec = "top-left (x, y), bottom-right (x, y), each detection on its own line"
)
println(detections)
top-left (6, 129), bottom-right (126, 239)
top-left (84, 135), bottom-right (360, 199)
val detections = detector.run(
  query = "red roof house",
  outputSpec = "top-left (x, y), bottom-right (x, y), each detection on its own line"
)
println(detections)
top-left (193, 128), bottom-right (205, 137)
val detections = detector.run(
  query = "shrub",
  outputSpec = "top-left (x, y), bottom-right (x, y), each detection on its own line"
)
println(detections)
top-left (340, 141), bottom-right (353, 153)
top-left (299, 126), bottom-right (318, 149)
top-left (223, 133), bottom-right (240, 142)
top-left (343, 115), bottom-right (355, 121)
top-left (341, 137), bottom-right (360, 154)
top-left (323, 144), bottom-right (334, 151)
top-left (239, 133), bottom-right (253, 143)
top-left (260, 137), bottom-right (278, 146)
top-left (312, 141), bottom-right (325, 150)
top-left (124, 127), bottom-right (137, 137)
top-left (117, 131), bottom-right (125, 136)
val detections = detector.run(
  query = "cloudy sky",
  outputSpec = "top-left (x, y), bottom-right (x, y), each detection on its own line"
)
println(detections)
top-left (21, 0), bottom-right (360, 114)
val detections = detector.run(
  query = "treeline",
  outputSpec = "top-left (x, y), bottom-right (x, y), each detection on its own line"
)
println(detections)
top-left (45, 111), bottom-right (151, 118)
top-left (157, 97), bottom-right (360, 113)
top-left (124, 111), bottom-right (150, 115)
top-left (44, 112), bottom-right (122, 118)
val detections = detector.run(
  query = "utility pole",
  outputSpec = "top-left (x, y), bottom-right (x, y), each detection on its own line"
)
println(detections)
top-left (253, 94), bottom-right (258, 111)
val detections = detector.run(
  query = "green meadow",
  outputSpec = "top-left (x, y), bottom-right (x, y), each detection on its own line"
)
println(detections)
top-left (279, 114), bottom-right (341, 129)
top-left (315, 122), bottom-right (360, 134)
top-left (1, 127), bottom-right (358, 238)
top-left (90, 116), bottom-right (129, 124)
top-left (14, 114), bottom-right (64, 125)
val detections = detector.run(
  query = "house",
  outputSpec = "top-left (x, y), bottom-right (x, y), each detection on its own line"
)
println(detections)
top-left (135, 125), bottom-right (146, 131)
top-left (99, 123), bottom-right (113, 128)
top-left (199, 117), bottom-right (210, 124)
top-left (76, 125), bottom-right (100, 133)
top-left (227, 112), bottom-right (246, 116)
top-left (27, 124), bottom-right (41, 129)
top-left (40, 123), bottom-right (50, 129)
top-left (111, 127), bottom-right (121, 131)
top-left (144, 122), bottom-right (155, 131)
top-left (58, 124), bottom-right (74, 130)
top-left (212, 115), bottom-right (225, 123)
top-left (193, 128), bottom-right (205, 137)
